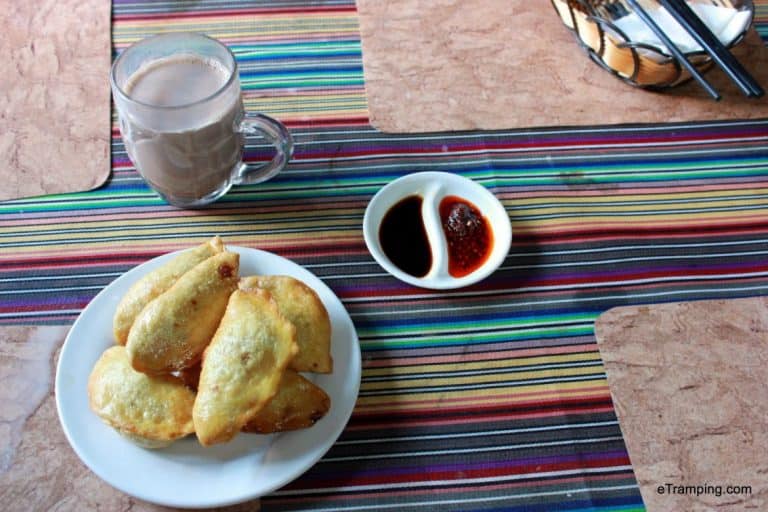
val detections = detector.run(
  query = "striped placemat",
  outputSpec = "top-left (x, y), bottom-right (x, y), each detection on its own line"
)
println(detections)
top-left (1, 1), bottom-right (768, 510)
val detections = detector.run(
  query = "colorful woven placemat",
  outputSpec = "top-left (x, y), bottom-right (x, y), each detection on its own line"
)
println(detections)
top-left (1, 1), bottom-right (767, 510)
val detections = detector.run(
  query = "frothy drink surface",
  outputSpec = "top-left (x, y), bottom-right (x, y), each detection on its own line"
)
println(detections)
top-left (125, 54), bottom-right (229, 107)
top-left (120, 54), bottom-right (243, 204)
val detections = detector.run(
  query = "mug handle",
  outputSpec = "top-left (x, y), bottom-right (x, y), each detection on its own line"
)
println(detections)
top-left (233, 112), bottom-right (293, 185)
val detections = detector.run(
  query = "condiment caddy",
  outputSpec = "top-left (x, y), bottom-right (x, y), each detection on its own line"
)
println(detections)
top-left (551, 0), bottom-right (755, 90)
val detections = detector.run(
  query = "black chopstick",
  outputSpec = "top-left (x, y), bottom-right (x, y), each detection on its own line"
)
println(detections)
top-left (658, 0), bottom-right (764, 98)
top-left (625, 0), bottom-right (721, 100)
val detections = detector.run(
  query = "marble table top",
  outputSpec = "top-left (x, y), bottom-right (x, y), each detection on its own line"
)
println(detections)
top-left (595, 297), bottom-right (768, 512)
top-left (357, 0), bottom-right (768, 133)
top-left (0, 0), bottom-right (110, 201)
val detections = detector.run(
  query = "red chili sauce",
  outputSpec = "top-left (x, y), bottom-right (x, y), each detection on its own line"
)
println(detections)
top-left (379, 195), bottom-right (432, 277)
top-left (439, 196), bottom-right (493, 277)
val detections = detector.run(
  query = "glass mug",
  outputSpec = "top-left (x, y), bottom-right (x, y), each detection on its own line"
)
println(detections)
top-left (110, 32), bottom-right (293, 208)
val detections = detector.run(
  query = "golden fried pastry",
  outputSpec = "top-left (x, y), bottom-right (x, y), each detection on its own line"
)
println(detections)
top-left (126, 251), bottom-right (239, 374)
top-left (88, 346), bottom-right (195, 448)
top-left (239, 275), bottom-right (332, 373)
top-left (176, 361), bottom-right (202, 391)
top-left (242, 370), bottom-right (330, 434)
top-left (113, 236), bottom-right (224, 345)
top-left (193, 289), bottom-right (298, 446)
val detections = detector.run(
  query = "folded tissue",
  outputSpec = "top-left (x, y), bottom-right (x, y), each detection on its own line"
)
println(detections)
top-left (613, 3), bottom-right (752, 57)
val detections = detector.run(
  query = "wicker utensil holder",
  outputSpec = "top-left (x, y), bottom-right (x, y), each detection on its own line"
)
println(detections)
top-left (551, 0), bottom-right (754, 88)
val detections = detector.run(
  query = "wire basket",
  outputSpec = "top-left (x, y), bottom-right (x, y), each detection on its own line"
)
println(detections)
top-left (551, 0), bottom-right (755, 88)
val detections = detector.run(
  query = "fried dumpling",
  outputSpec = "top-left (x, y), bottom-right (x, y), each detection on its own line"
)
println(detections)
top-left (239, 275), bottom-right (332, 373)
top-left (176, 361), bottom-right (202, 391)
top-left (113, 236), bottom-right (224, 345)
top-left (88, 346), bottom-right (195, 448)
top-left (126, 251), bottom-right (239, 374)
top-left (193, 289), bottom-right (298, 446)
top-left (242, 370), bottom-right (330, 434)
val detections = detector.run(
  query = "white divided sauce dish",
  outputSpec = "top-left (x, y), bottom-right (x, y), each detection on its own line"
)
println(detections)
top-left (363, 172), bottom-right (512, 289)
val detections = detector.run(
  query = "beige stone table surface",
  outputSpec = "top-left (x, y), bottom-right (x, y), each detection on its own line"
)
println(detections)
top-left (358, 0), bottom-right (768, 133)
top-left (0, 0), bottom-right (111, 201)
top-left (595, 297), bottom-right (768, 512)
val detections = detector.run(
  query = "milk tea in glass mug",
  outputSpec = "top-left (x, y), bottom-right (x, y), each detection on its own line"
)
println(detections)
top-left (110, 32), bottom-right (293, 208)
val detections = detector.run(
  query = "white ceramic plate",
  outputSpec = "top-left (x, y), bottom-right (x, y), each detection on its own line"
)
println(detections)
top-left (55, 246), bottom-right (361, 509)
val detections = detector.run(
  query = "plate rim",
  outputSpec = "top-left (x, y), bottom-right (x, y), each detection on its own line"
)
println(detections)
top-left (54, 245), bottom-right (361, 508)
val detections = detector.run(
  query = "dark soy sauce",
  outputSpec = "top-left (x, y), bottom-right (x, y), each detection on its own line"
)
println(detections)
top-left (379, 195), bottom-right (432, 277)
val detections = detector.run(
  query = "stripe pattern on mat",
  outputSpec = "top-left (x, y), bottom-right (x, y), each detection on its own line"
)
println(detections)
top-left (2, 1), bottom-right (768, 510)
